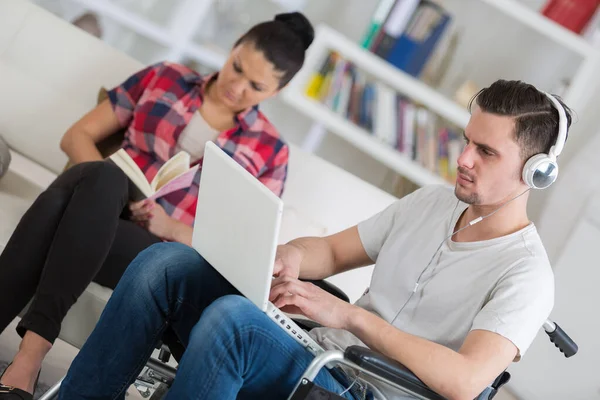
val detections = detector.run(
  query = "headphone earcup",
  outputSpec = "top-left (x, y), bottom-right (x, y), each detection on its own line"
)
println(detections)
top-left (522, 153), bottom-right (559, 189)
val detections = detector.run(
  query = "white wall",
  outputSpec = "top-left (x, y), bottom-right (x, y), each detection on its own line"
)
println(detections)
top-left (507, 191), bottom-right (600, 400)
top-left (536, 86), bottom-right (600, 264)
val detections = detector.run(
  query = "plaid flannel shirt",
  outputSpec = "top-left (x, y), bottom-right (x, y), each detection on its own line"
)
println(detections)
top-left (107, 61), bottom-right (289, 226)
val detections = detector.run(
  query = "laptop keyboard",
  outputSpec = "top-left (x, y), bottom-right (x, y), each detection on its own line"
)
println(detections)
top-left (266, 302), bottom-right (323, 356)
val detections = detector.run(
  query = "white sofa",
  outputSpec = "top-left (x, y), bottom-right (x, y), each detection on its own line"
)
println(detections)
top-left (0, 0), bottom-right (396, 349)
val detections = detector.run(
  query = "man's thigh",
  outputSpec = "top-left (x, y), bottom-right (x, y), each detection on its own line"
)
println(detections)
top-left (208, 296), bottom-right (356, 400)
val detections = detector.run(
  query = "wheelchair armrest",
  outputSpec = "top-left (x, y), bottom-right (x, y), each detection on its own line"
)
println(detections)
top-left (344, 346), bottom-right (510, 400)
top-left (344, 346), bottom-right (447, 400)
top-left (303, 279), bottom-right (350, 303)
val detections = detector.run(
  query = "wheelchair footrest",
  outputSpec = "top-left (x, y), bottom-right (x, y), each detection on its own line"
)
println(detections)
top-left (290, 378), bottom-right (347, 400)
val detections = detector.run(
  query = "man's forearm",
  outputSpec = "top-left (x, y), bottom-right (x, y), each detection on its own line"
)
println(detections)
top-left (346, 307), bottom-right (479, 400)
top-left (287, 237), bottom-right (337, 280)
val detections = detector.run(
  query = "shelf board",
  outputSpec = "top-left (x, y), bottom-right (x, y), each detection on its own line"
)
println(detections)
top-left (185, 43), bottom-right (226, 70)
top-left (480, 0), bottom-right (597, 57)
top-left (314, 25), bottom-right (471, 129)
top-left (282, 90), bottom-right (451, 187)
top-left (71, 0), bottom-right (226, 70)
top-left (71, 0), bottom-right (172, 47)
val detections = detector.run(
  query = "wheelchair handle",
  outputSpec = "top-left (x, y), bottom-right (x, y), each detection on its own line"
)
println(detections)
top-left (543, 320), bottom-right (578, 358)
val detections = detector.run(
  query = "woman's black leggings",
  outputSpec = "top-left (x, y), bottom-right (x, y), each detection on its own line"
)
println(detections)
top-left (0, 161), bottom-right (162, 343)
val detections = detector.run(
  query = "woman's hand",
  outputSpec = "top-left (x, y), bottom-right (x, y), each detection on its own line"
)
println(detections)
top-left (129, 200), bottom-right (178, 240)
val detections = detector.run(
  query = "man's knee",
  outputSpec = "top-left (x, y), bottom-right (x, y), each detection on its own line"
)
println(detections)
top-left (198, 295), bottom-right (261, 334)
top-left (124, 242), bottom-right (208, 290)
top-left (211, 295), bottom-right (255, 316)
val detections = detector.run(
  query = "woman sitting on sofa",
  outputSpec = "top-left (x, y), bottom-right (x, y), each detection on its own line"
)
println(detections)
top-left (0, 12), bottom-right (314, 399)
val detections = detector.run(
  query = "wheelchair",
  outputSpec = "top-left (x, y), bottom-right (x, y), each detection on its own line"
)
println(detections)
top-left (38, 280), bottom-right (578, 400)
top-left (287, 319), bottom-right (577, 400)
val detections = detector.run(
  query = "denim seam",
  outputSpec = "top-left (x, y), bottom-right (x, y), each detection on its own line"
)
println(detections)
top-left (109, 320), bottom-right (169, 400)
top-left (175, 298), bottom-right (204, 315)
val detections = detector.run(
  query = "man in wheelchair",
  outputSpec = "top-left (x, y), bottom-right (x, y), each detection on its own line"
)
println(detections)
top-left (58, 80), bottom-right (571, 400)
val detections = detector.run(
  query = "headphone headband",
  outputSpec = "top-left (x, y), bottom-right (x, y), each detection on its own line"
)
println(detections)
top-left (542, 91), bottom-right (568, 160)
top-left (521, 91), bottom-right (569, 189)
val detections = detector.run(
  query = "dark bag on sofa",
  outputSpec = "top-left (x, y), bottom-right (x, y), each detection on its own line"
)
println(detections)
top-left (0, 135), bottom-right (10, 180)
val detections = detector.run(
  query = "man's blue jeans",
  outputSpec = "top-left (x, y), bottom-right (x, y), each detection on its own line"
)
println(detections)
top-left (58, 242), bottom-right (357, 399)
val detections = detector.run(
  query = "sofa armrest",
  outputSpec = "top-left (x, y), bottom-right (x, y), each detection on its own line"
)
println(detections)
top-left (9, 150), bottom-right (57, 188)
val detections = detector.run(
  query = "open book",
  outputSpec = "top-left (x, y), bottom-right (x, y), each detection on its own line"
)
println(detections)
top-left (108, 149), bottom-right (199, 201)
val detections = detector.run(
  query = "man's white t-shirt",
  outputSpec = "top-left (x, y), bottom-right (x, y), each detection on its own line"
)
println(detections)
top-left (309, 185), bottom-right (554, 399)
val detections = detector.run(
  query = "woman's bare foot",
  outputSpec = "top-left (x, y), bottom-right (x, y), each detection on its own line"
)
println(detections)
top-left (0, 332), bottom-right (51, 394)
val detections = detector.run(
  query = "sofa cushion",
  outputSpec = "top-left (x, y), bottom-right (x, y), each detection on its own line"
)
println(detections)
top-left (59, 282), bottom-right (114, 349)
top-left (0, 0), bottom-right (143, 174)
top-left (279, 205), bottom-right (328, 244)
top-left (0, 170), bottom-right (44, 248)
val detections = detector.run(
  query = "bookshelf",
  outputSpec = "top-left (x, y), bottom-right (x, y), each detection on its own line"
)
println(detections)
top-left (481, 0), bottom-right (596, 57)
top-left (283, 90), bottom-right (450, 187)
top-left (68, 0), bottom-right (313, 72)
top-left (281, 24), bottom-right (467, 187)
top-left (281, 0), bottom-right (600, 189)
top-left (477, 0), bottom-right (600, 115)
top-left (70, 0), bottom-right (227, 70)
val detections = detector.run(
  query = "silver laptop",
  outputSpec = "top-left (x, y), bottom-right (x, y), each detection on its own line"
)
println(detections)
top-left (192, 141), bottom-right (324, 356)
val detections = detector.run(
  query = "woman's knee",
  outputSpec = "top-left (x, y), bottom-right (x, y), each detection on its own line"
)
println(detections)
top-left (33, 187), bottom-right (71, 214)
top-left (87, 161), bottom-right (128, 193)
top-left (54, 161), bottom-right (129, 204)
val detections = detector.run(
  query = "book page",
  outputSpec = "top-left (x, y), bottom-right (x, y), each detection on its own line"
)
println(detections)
top-left (147, 164), bottom-right (199, 201)
top-left (151, 151), bottom-right (191, 191)
top-left (109, 149), bottom-right (153, 197)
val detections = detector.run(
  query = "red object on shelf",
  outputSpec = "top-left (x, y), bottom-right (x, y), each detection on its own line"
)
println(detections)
top-left (541, 0), bottom-right (600, 34)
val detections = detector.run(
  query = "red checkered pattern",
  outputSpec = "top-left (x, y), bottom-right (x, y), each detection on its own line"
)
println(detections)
top-left (107, 62), bottom-right (289, 226)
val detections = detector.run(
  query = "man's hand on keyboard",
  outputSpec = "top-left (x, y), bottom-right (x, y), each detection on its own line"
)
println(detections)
top-left (269, 276), bottom-right (356, 330)
top-left (272, 243), bottom-right (303, 280)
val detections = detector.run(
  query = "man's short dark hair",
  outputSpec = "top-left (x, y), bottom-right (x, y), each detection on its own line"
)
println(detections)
top-left (468, 80), bottom-right (573, 161)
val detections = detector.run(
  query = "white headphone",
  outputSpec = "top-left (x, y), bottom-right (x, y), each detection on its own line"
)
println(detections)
top-left (521, 92), bottom-right (568, 190)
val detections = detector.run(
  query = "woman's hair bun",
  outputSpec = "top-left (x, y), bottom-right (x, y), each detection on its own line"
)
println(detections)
top-left (275, 12), bottom-right (314, 50)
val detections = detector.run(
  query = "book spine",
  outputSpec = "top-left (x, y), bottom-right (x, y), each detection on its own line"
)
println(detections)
top-left (305, 52), bottom-right (335, 98)
top-left (361, 0), bottom-right (397, 48)
top-left (308, 52), bottom-right (466, 183)
top-left (372, 0), bottom-right (421, 57)
top-left (385, 1), bottom-right (452, 77)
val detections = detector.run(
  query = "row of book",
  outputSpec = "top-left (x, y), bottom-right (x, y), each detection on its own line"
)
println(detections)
top-left (360, 0), bottom-right (452, 78)
top-left (305, 51), bottom-right (463, 183)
